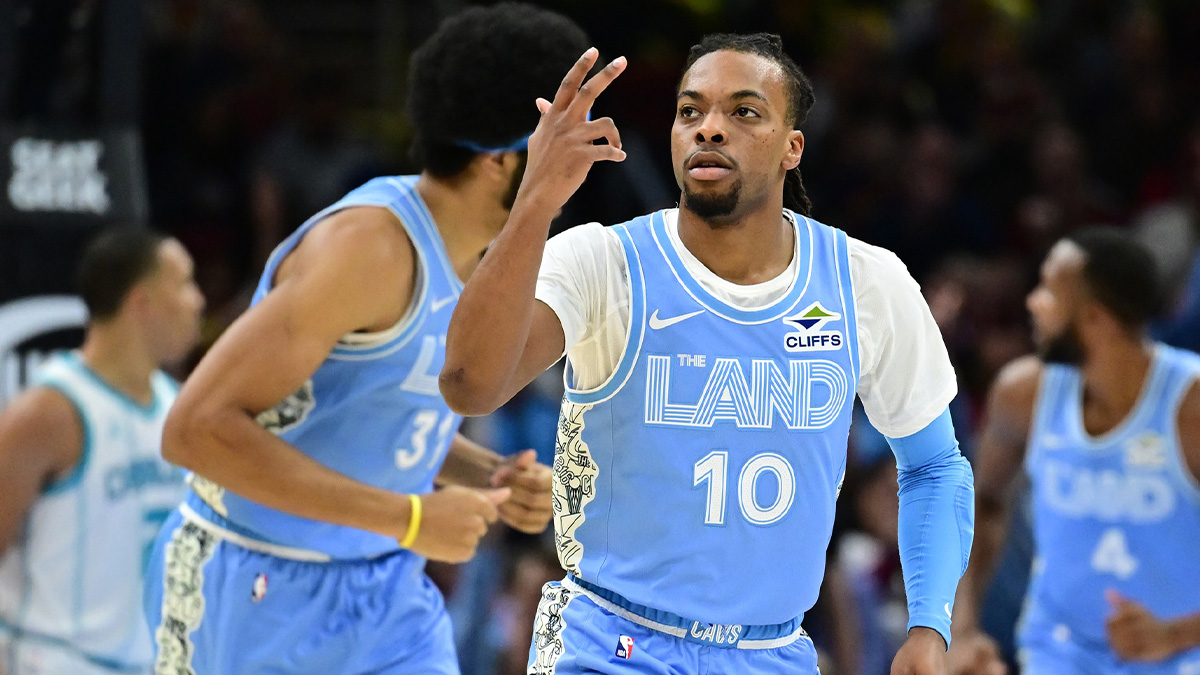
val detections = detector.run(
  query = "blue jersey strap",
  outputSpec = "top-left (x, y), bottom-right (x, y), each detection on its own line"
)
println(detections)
top-left (885, 407), bottom-right (975, 648)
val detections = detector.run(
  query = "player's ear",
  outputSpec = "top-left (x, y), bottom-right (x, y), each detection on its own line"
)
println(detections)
top-left (782, 130), bottom-right (804, 172)
top-left (474, 151), bottom-right (513, 185)
top-left (1079, 298), bottom-right (1108, 329)
top-left (122, 282), bottom-right (153, 319)
top-left (498, 150), bottom-right (525, 182)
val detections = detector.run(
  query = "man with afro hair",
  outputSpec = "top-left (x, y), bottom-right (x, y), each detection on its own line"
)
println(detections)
top-left (143, 5), bottom-right (589, 674)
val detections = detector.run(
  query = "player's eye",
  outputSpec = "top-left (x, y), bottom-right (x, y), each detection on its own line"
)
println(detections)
top-left (678, 105), bottom-right (699, 118)
top-left (734, 107), bottom-right (759, 118)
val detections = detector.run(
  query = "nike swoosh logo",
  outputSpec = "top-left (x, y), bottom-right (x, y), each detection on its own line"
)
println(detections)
top-left (945, 603), bottom-right (953, 619)
top-left (648, 309), bottom-right (705, 330)
top-left (431, 296), bottom-right (456, 313)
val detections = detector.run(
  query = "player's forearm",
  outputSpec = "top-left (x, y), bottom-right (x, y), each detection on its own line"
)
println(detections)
top-left (0, 500), bottom-right (27, 559)
top-left (163, 406), bottom-right (411, 539)
top-left (441, 194), bottom-right (557, 415)
top-left (0, 473), bottom-right (40, 558)
top-left (889, 408), bottom-right (976, 649)
top-left (0, 457), bottom-right (53, 559)
top-left (435, 433), bottom-right (502, 489)
top-left (1167, 612), bottom-right (1200, 653)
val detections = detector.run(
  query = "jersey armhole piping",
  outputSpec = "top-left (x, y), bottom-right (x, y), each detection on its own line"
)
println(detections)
top-left (328, 199), bottom-right (432, 358)
top-left (565, 224), bottom-right (646, 404)
top-left (37, 383), bottom-right (93, 495)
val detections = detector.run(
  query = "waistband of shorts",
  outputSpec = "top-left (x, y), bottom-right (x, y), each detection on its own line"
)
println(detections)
top-left (563, 574), bottom-right (808, 650)
top-left (181, 494), bottom-right (334, 562)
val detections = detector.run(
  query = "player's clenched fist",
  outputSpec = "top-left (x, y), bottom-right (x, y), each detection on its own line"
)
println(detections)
top-left (406, 485), bottom-right (511, 563)
top-left (891, 627), bottom-right (949, 675)
top-left (516, 47), bottom-right (627, 215)
top-left (1105, 590), bottom-right (1184, 662)
top-left (491, 449), bottom-right (553, 534)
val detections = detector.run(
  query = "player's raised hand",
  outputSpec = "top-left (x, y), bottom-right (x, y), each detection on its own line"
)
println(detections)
top-left (517, 48), bottom-right (627, 214)
top-left (1106, 590), bottom-right (1182, 661)
top-left (491, 449), bottom-right (553, 534)
top-left (406, 485), bottom-right (510, 563)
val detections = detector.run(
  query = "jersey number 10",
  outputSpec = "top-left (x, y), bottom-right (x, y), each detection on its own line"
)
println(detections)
top-left (693, 450), bottom-right (796, 526)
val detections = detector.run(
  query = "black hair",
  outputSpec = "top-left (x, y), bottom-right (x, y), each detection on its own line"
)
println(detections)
top-left (1065, 227), bottom-right (1161, 329)
top-left (408, 3), bottom-right (590, 177)
top-left (683, 33), bottom-right (816, 217)
top-left (77, 227), bottom-right (166, 321)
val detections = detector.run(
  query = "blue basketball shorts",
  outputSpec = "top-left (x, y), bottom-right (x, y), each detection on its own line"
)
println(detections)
top-left (143, 507), bottom-right (457, 674)
top-left (526, 577), bottom-right (819, 675)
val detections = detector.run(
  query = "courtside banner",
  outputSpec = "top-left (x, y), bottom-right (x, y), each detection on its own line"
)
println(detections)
top-left (0, 125), bottom-right (147, 225)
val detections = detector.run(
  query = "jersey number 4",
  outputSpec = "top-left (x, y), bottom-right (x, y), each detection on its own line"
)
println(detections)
top-left (693, 450), bottom-right (796, 526)
top-left (1091, 527), bottom-right (1138, 579)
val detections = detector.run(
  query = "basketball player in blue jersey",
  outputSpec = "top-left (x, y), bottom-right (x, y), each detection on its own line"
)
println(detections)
top-left (950, 229), bottom-right (1200, 675)
top-left (0, 228), bottom-right (203, 675)
top-left (442, 33), bottom-right (987, 675)
top-left (141, 5), bottom-right (590, 674)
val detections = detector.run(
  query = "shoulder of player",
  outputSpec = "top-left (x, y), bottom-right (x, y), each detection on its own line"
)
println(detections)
top-left (546, 221), bottom-right (614, 253)
top-left (285, 206), bottom-right (415, 288)
top-left (0, 386), bottom-right (83, 473)
top-left (543, 222), bottom-right (621, 272)
top-left (987, 355), bottom-right (1044, 429)
top-left (845, 235), bottom-right (906, 268)
top-left (845, 236), bottom-right (917, 296)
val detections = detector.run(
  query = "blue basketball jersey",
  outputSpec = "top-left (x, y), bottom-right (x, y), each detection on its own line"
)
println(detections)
top-left (188, 175), bottom-right (464, 559)
top-left (1021, 345), bottom-right (1200, 652)
top-left (552, 210), bottom-right (859, 627)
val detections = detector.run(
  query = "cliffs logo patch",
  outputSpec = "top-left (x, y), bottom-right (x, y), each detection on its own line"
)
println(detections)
top-left (782, 302), bottom-right (843, 352)
top-left (1124, 433), bottom-right (1167, 469)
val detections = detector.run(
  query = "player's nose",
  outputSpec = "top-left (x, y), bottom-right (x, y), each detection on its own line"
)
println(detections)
top-left (694, 113), bottom-right (727, 145)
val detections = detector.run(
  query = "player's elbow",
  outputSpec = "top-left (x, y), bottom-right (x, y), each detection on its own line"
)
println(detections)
top-left (438, 365), bottom-right (503, 417)
top-left (162, 403), bottom-right (223, 471)
top-left (162, 405), bottom-right (197, 467)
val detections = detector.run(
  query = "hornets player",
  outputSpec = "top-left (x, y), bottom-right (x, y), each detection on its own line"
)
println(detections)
top-left (0, 228), bottom-right (202, 675)
top-left (143, 5), bottom-right (589, 674)
top-left (951, 230), bottom-right (1200, 675)
top-left (442, 34), bottom-right (983, 674)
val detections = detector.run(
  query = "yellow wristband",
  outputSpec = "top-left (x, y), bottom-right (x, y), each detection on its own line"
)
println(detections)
top-left (399, 494), bottom-right (422, 549)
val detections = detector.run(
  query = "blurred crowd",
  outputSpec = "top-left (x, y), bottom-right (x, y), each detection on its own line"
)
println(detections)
top-left (8, 0), bottom-right (1200, 673)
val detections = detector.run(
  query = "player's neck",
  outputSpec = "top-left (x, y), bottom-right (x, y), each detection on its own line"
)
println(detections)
top-left (1079, 337), bottom-right (1154, 423)
top-left (416, 173), bottom-right (501, 282)
top-left (79, 323), bottom-right (158, 405)
top-left (677, 200), bottom-right (794, 285)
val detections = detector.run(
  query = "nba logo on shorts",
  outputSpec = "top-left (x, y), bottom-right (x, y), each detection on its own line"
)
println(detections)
top-left (251, 574), bottom-right (268, 602)
top-left (615, 635), bottom-right (635, 659)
